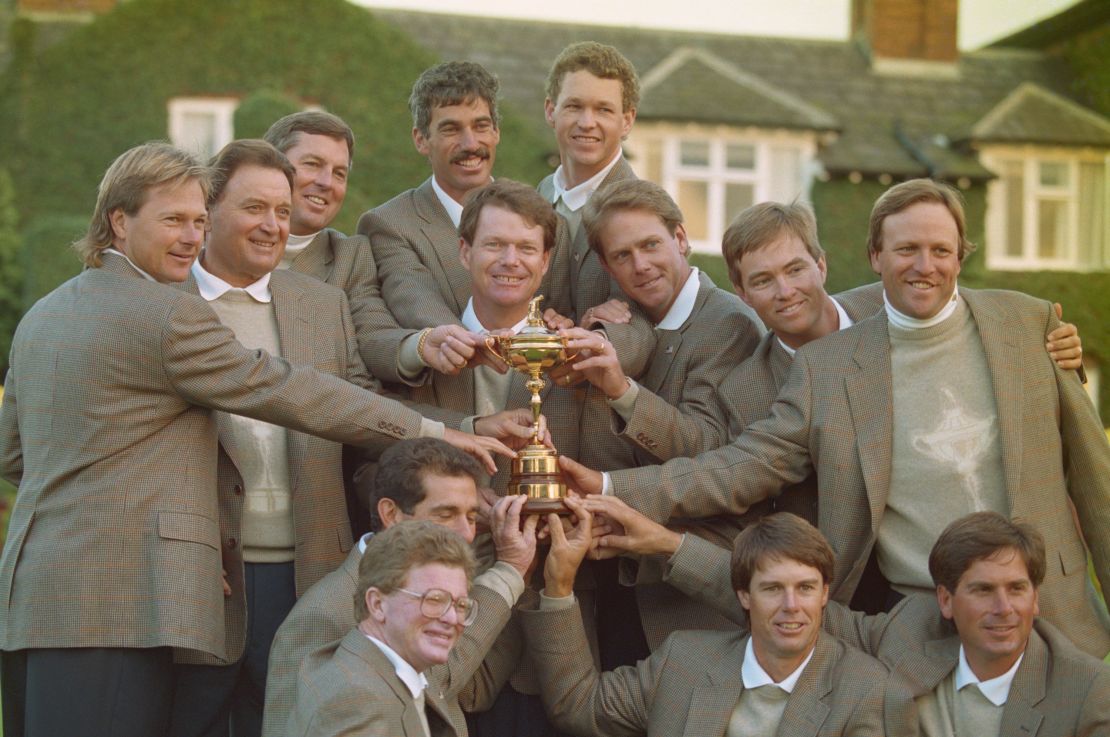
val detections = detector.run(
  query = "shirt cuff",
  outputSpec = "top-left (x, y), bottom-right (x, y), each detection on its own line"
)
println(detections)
top-left (461, 416), bottom-right (477, 435)
top-left (473, 560), bottom-right (526, 608)
top-left (538, 590), bottom-right (577, 611)
top-left (418, 418), bottom-right (445, 439)
top-left (398, 332), bottom-right (426, 380)
top-left (602, 472), bottom-right (612, 496)
top-left (607, 378), bottom-right (639, 420)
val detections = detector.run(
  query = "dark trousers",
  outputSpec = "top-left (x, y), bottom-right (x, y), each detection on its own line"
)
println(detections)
top-left (3, 646), bottom-right (173, 737)
top-left (170, 561), bottom-right (297, 737)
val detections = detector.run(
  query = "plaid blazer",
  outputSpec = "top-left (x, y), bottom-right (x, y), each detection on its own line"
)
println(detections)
top-left (521, 603), bottom-right (913, 737)
top-left (263, 545), bottom-right (517, 737)
top-left (614, 288), bottom-right (1110, 658)
top-left (287, 227), bottom-right (415, 385)
top-left (176, 269), bottom-right (372, 665)
top-left (666, 535), bottom-right (1110, 736)
top-left (0, 254), bottom-right (423, 660)
top-left (717, 281), bottom-right (886, 525)
top-left (358, 177), bottom-right (572, 330)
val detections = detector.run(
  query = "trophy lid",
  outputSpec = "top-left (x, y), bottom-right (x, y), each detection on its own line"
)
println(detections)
top-left (512, 296), bottom-right (560, 339)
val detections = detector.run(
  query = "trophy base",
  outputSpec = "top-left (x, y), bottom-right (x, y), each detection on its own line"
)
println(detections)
top-left (508, 443), bottom-right (570, 516)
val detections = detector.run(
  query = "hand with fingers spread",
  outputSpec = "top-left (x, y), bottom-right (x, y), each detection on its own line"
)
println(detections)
top-left (556, 326), bottom-right (628, 399)
top-left (491, 494), bottom-right (540, 578)
top-left (1047, 303), bottom-right (1084, 372)
top-left (558, 455), bottom-right (604, 497)
top-left (542, 497), bottom-right (594, 598)
top-left (579, 298), bottom-right (632, 328)
top-left (474, 408), bottom-right (547, 450)
top-left (442, 427), bottom-right (516, 475)
top-left (582, 496), bottom-right (683, 560)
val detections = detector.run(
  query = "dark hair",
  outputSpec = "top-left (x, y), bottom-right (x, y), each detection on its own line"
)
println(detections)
top-left (207, 139), bottom-right (295, 207)
top-left (458, 179), bottom-right (557, 254)
top-left (371, 438), bottom-right (484, 524)
top-left (723, 201), bottom-right (824, 288)
top-left (730, 513), bottom-right (835, 593)
top-left (583, 179), bottom-right (683, 260)
top-left (353, 521), bottom-right (475, 621)
top-left (264, 111), bottom-right (354, 163)
top-left (929, 512), bottom-right (1046, 592)
top-left (409, 61), bottom-right (500, 138)
top-left (546, 41), bottom-right (640, 113)
top-left (867, 178), bottom-right (974, 261)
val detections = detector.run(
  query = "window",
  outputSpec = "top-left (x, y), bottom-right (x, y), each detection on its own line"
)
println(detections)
top-left (627, 124), bottom-right (815, 254)
top-left (983, 147), bottom-right (1110, 271)
top-left (168, 98), bottom-right (238, 160)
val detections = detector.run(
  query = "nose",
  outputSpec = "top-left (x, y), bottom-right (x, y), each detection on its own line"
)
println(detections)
top-left (314, 166), bottom-right (332, 188)
top-left (460, 126), bottom-right (479, 149)
top-left (781, 588), bottom-right (800, 611)
top-left (450, 516), bottom-right (474, 543)
top-left (260, 209), bottom-right (279, 234)
top-left (182, 221), bottom-right (204, 245)
top-left (577, 107), bottom-right (596, 129)
top-left (438, 600), bottom-right (462, 626)
top-left (631, 249), bottom-right (650, 273)
top-left (774, 274), bottom-right (798, 300)
top-left (500, 245), bottom-right (522, 266)
top-left (991, 590), bottom-right (1015, 616)
top-left (914, 250), bottom-right (935, 274)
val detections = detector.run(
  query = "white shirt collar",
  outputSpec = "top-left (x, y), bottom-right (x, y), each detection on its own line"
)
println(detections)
top-left (655, 267), bottom-right (700, 330)
top-left (431, 175), bottom-right (467, 228)
top-left (356, 532), bottom-right (374, 554)
top-left (740, 636), bottom-right (815, 693)
top-left (775, 295), bottom-right (854, 358)
top-left (192, 256), bottom-right (272, 303)
top-left (954, 646), bottom-right (1023, 707)
top-left (365, 634), bottom-right (429, 698)
top-left (461, 298), bottom-right (529, 335)
top-left (104, 248), bottom-right (157, 282)
top-left (550, 150), bottom-right (623, 212)
top-left (883, 285), bottom-right (960, 330)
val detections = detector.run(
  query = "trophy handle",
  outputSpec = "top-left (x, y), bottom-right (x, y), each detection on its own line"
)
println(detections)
top-left (483, 335), bottom-right (513, 368)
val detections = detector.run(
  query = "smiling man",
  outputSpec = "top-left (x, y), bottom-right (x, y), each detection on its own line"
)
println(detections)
top-left (563, 178), bottom-right (1110, 659)
top-left (288, 518), bottom-right (533, 737)
top-left (522, 508), bottom-right (911, 736)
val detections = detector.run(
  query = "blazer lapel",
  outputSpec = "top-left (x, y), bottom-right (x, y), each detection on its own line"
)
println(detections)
top-left (271, 274), bottom-right (309, 491)
top-left (347, 633), bottom-right (428, 736)
top-left (642, 273), bottom-right (711, 392)
top-left (289, 230), bottom-right (335, 282)
top-left (777, 633), bottom-right (834, 737)
top-left (843, 316), bottom-right (894, 532)
top-left (415, 179), bottom-right (470, 315)
top-left (999, 629), bottom-right (1047, 737)
top-left (914, 636), bottom-right (962, 694)
top-left (962, 290), bottom-right (1024, 513)
top-left (682, 637), bottom-right (745, 737)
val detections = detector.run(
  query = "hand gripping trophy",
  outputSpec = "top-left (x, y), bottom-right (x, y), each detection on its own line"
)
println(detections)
top-left (485, 296), bottom-right (576, 513)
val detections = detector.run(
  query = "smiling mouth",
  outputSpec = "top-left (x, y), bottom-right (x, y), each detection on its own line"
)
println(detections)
top-left (249, 239), bottom-right (277, 249)
top-left (636, 276), bottom-right (662, 290)
top-left (492, 275), bottom-right (526, 285)
top-left (907, 280), bottom-right (935, 290)
top-left (774, 622), bottom-right (806, 633)
top-left (305, 194), bottom-right (328, 207)
top-left (778, 301), bottom-right (806, 315)
top-left (452, 149), bottom-right (490, 170)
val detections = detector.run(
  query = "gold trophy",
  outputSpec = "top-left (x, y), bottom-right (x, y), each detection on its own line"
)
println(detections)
top-left (485, 296), bottom-right (576, 513)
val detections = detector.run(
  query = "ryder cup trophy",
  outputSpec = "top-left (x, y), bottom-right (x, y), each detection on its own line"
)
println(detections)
top-left (485, 296), bottom-right (576, 513)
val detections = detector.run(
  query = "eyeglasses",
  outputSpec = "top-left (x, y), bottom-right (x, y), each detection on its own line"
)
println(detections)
top-left (395, 588), bottom-right (479, 626)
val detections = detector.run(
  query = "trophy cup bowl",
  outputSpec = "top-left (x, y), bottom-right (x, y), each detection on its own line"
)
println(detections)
top-left (484, 296), bottom-right (576, 514)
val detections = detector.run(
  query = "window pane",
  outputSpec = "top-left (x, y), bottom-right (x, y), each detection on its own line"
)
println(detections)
top-left (1039, 161), bottom-right (1067, 188)
top-left (1037, 198), bottom-right (1067, 260)
top-left (679, 140), bottom-right (710, 167)
top-left (726, 143), bottom-right (755, 169)
top-left (1077, 162), bottom-right (1107, 267)
top-left (677, 180), bottom-right (709, 241)
top-left (724, 182), bottom-right (754, 229)
top-left (642, 139), bottom-right (663, 185)
top-left (769, 146), bottom-right (802, 202)
top-left (180, 112), bottom-right (218, 159)
top-left (1002, 160), bottom-right (1024, 258)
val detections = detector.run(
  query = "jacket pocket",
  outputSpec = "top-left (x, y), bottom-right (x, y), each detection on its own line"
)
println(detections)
top-left (158, 511), bottom-right (221, 551)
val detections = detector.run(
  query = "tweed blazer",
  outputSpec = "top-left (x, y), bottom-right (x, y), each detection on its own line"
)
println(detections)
top-left (264, 545), bottom-right (518, 737)
top-left (521, 602), bottom-right (912, 737)
top-left (539, 157), bottom-right (656, 377)
top-left (717, 281), bottom-right (886, 524)
top-left (289, 628), bottom-right (462, 737)
top-left (177, 269), bottom-right (377, 665)
top-left (358, 177), bottom-right (573, 329)
top-left (666, 535), bottom-right (1110, 736)
top-left (613, 288), bottom-right (1110, 658)
top-left (286, 227), bottom-right (416, 385)
top-left (0, 254), bottom-right (425, 660)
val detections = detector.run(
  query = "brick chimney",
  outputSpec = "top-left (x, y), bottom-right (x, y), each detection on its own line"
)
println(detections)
top-left (852, 0), bottom-right (959, 64)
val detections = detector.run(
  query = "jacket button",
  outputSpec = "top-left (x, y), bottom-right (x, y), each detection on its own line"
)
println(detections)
top-left (233, 484), bottom-right (243, 496)
top-left (227, 538), bottom-right (237, 549)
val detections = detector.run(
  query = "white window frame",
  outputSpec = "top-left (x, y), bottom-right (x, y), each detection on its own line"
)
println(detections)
top-left (982, 145), bottom-right (1110, 272)
top-left (167, 97), bottom-right (238, 160)
top-left (626, 123), bottom-right (817, 254)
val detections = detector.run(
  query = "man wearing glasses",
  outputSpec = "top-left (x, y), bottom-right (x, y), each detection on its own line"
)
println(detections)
top-left (287, 519), bottom-right (528, 736)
